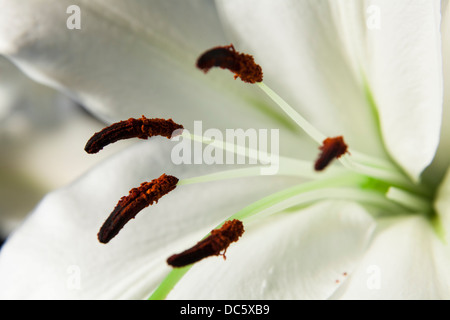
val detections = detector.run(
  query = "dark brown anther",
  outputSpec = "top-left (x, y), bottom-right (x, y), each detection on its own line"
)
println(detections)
top-left (196, 44), bottom-right (263, 84)
top-left (167, 219), bottom-right (245, 268)
top-left (85, 116), bottom-right (183, 154)
top-left (314, 136), bottom-right (349, 171)
top-left (98, 174), bottom-right (179, 244)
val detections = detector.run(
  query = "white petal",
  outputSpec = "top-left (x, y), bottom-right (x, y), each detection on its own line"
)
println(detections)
top-left (422, 1), bottom-right (450, 185)
top-left (336, 215), bottom-right (450, 299)
top-left (0, 0), bottom-right (290, 134)
top-left (216, 0), bottom-right (387, 158)
top-left (167, 201), bottom-right (375, 299)
top-left (0, 56), bottom-right (120, 237)
top-left (365, 0), bottom-right (443, 181)
top-left (0, 139), bottom-right (298, 299)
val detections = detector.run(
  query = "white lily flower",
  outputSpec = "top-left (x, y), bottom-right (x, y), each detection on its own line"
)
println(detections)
top-left (0, 0), bottom-right (448, 300)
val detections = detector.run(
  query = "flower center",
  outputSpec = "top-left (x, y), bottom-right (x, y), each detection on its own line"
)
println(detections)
top-left (83, 44), bottom-right (438, 299)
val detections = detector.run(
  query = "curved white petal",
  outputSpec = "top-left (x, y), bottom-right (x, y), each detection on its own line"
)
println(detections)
top-left (0, 0), bottom-right (291, 135)
top-left (335, 215), bottom-right (450, 299)
top-left (0, 138), bottom-right (299, 299)
top-left (365, 0), bottom-right (443, 181)
top-left (422, 1), bottom-right (450, 185)
top-left (167, 201), bottom-right (375, 299)
top-left (217, 0), bottom-right (444, 180)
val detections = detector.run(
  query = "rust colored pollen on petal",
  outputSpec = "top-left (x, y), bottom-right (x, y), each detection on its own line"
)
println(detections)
top-left (314, 136), bottom-right (349, 171)
top-left (196, 44), bottom-right (263, 83)
top-left (167, 219), bottom-right (245, 268)
top-left (85, 116), bottom-right (184, 154)
top-left (98, 174), bottom-right (179, 244)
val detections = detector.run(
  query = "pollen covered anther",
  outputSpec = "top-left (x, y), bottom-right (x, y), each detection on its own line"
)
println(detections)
top-left (314, 136), bottom-right (349, 171)
top-left (85, 116), bottom-right (183, 154)
top-left (98, 174), bottom-right (179, 244)
top-left (196, 44), bottom-right (263, 83)
top-left (167, 219), bottom-right (245, 268)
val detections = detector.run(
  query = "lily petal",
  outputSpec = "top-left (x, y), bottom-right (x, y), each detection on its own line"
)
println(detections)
top-left (167, 201), bottom-right (375, 299)
top-left (0, 139), bottom-right (299, 299)
top-left (0, 0), bottom-right (290, 133)
top-left (365, 0), bottom-right (443, 181)
top-left (422, 1), bottom-right (450, 185)
top-left (335, 215), bottom-right (450, 299)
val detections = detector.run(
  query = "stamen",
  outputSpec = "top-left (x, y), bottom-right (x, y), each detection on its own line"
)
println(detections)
top-left (85, 116), bottom-right (183, 154)
top-left (167, 219), bottom-right (244, 268)
top-left (98, 174), bottom-right (179, 244)
top-left (256, 82), bottom-right (327, 144)
top-left (196, 44), bottom-right (263, 84)
top-left (314, 136), bottom-right (349, 171)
